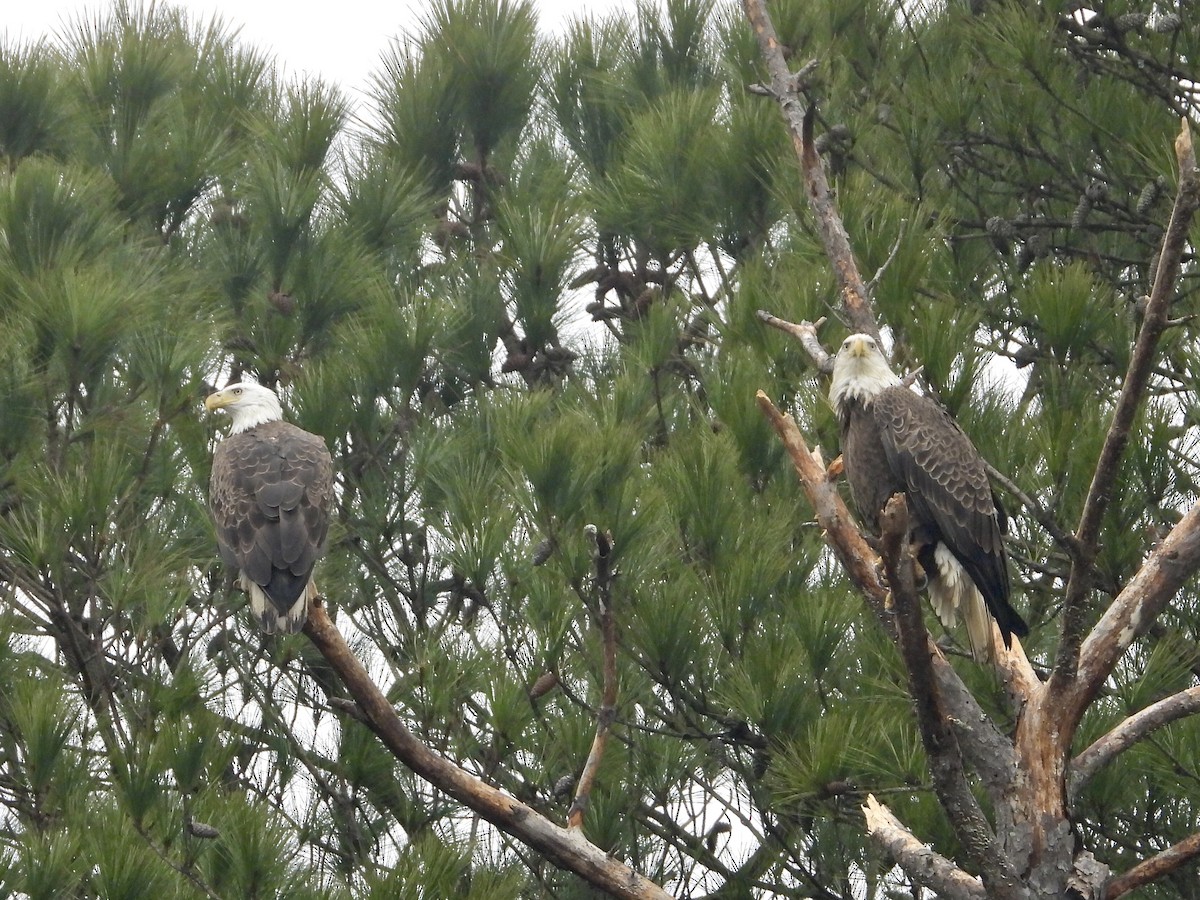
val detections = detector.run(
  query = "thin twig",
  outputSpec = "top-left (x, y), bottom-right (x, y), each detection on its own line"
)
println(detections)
top-left (866, 225), bottom-right (906, 295)
top-left (568, 526), bottom-right (619, 830)
top-left (983, 460), bottom-right (1081, 560)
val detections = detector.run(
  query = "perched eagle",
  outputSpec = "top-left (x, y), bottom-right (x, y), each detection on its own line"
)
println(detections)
top-left (829, 334), bottom-right (1029, 661)
top-left (205, 382), bottom-right (333, 634)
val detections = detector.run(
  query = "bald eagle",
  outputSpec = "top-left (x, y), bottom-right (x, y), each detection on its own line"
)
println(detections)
top-left (205, 382), bottom-right (333, 634)
top-left (830, 334), bottom-right (1028, 661)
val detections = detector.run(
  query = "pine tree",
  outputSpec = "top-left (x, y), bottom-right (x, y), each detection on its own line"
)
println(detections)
top-left (0, 0), bottom-right (1198, 897)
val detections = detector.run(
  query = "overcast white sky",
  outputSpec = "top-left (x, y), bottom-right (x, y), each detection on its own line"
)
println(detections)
top-left (4, 0), bottom-right (632, 109)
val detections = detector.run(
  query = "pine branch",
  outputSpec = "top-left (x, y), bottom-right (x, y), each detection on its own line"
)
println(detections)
top-left (1056, 118), bottom-right (1200, 685)
top-left (756, 311), bottom-right (834, 373)
top-left (861, 794), bottom-right (986, 900)
top-left (740, 0), bottom-right (880, 340)
top-left (878, 496), bottom-right (1025, 900)
top-left (1103, 830), bottom-right (1200, 899)
top-left (302, 601), bottom-right (674, 900)
top-left (1069, 685), bottom-right (1200, 799)
top-left (568, 525), bottom-right (618, 830)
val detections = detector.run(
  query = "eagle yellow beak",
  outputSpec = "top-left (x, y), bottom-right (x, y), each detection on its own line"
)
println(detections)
top-left (204, 390), bottom-right (231, 411)
top-left (845, 335), bottom-right (870, 357)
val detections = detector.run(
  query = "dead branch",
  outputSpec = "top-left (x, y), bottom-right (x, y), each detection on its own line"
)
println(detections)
top-left (1070, 686), bottom-right (1200, 799)
top-left (740, 0), bottom-right (880, 340)
top-left (983, 460), bottom-right (1081, 563)
top-left (1075, 497), bottom-right (1200, 714)
top-left (1103, 830), bottom-right (1200, 899)
top-left (754, 391), bottom-right (891, 625)
top-left (302, 601), bottom-right (674, 900)
top-left (879, 497), bottom-right (1025, 900)
top-left (862, 794), bottom-right (986, 900)
top-left (569, 526), bottom-right (619, 830)
top-left (1057, 118), bottom-right (1200, 685)
top-left (756, 311), bottom-right (834, 372)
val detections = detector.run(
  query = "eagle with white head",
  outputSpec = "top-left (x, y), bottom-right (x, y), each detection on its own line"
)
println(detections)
top-left (829, 334), bottom-right (1029, 661)
top-left (205, 382), bottom-right (333, 633)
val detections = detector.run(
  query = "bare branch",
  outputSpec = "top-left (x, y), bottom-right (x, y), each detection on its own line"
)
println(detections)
top-left (878, 497), bottom-right (1026, 900)
top-left (756, 311), bottom-right (833, 371)
top-left (862, 794), bottom-right (986, 900)
top-left (866, 226), bottom-right (906, 294)
top-left (754, 391), bottom-right (891, 626)
top-left (1075, 498), bottom-right (1200, 712)
top-left (740, 0), bottom-right (880, 340)
top-left (1104, 830), bottom-right (1200, 899)
top-left (1057, 118), bottom-right (1200, 685)
top-left (1070, 688), bottom-right (1200, 799)
top-left (302, 602), bottom-right (674, 900)
top-left (983, 460), bottom-right (1081, 561)
top-left (569, 526), bottom-right (619, 830)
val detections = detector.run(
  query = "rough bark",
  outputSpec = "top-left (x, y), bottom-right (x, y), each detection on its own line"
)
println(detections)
top-left (1104, 831), bottom-right (1200, 899)
top-left (1070, 686), bottom-right (1200, 799)
top-left (879, 497), bottom-right (1027, 900)
top-left (862, 794), bottom-right (986, 900)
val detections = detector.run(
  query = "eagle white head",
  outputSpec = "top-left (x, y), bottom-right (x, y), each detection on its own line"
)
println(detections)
top-left (204, 382), bottom-right (284, 434)
top-left (829, 333), bottom-right (902, 413)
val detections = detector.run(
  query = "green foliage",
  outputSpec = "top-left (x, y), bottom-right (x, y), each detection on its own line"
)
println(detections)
top-left (1, 0), bottom-right (1200, 896)
top-left (0, 40), bottom-right (69, 167)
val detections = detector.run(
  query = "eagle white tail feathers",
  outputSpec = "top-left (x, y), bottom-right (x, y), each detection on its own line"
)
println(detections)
top-left (241, 574), bottom-right (315, 634)
top-left (927, 543), bottom-right (996, 663)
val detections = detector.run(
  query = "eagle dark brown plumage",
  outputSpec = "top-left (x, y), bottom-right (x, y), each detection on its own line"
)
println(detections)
top-left (206, 383), bottom-right (333, 634)
top-left (830, 334), bottom-right (1029, 660)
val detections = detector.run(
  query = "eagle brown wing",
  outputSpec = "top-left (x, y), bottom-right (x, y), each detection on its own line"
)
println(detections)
top-left (210, 420), bottom-right (333, 623)
top-left (872, 386), bottom-right (1028, 643)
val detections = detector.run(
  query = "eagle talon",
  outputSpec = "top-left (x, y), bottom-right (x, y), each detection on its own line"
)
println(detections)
top-left (827, 455), bottom-right (844, 480)
top-left (910, 554), bottom-right (928, 591)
